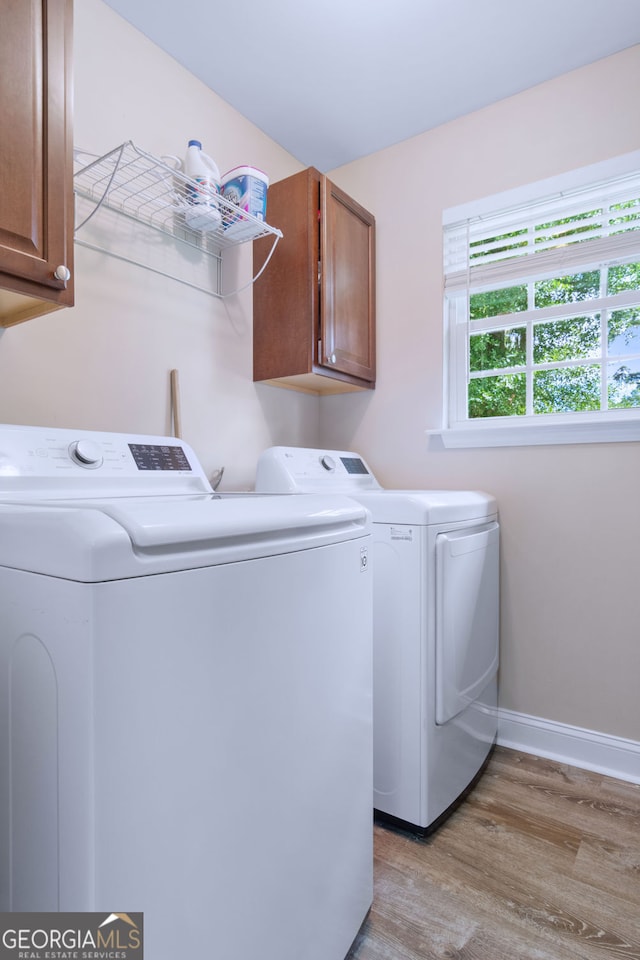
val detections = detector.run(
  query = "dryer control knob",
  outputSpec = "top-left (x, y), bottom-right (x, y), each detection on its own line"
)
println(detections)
top-left (69, 439), bottom-right (103, 468)
top-left (320, 455), bottom-right (336, 471)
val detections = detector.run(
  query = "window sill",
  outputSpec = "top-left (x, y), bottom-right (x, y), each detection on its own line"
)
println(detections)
top-left (428, 416), bottom-right (640, 449)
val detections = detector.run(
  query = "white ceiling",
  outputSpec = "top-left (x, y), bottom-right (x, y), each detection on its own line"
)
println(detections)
top-left (102, 0), bottom-right (640, 172)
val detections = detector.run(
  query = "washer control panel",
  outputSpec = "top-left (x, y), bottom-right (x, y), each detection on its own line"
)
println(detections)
top-left (0, 424), bottom-right (212, 498)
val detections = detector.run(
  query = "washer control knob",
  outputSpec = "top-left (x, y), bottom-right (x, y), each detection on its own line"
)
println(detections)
top-left (69, 439), bottom-right (103, 468)
top-left (320, 455), bottom-right (336, 472)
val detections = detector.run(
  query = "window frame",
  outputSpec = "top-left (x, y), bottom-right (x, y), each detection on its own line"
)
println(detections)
top-left (435, 151), bottom-right (640, 448)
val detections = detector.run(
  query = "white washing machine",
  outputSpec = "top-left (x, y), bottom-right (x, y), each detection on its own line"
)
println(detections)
top-left (256, 446), bottom-right (499, 835)
top-left (0, 425), bottom-right (373, 960)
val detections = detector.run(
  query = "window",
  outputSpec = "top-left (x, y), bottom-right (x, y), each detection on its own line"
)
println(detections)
top-left (441, 153), bottom-right (640, 447)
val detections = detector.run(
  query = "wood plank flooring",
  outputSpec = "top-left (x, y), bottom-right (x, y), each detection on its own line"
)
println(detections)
top-left (347, 747), bottom-right (640, 960)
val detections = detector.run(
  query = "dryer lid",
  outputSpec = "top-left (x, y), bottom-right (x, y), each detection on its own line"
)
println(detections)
top-left (354, 490), bottom-right (497, 525)
top-left (255, 447), bottom-right (497, 524)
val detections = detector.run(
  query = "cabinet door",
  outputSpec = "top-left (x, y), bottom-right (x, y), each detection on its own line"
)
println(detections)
top-left (320, 178), bottom-right (375, 384)
top-left (0, 0), bottom-right (74, 326)
top-left (253, 168), bottom-right (319, 384)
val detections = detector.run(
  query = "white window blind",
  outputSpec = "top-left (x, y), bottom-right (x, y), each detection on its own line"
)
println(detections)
top-left (444, 171), bottom-right (640, 294)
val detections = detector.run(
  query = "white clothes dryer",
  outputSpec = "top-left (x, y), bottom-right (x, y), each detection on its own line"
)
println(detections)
top-left (256, 446), bottom-right (499, 835)
top-left (0, 425), bottom-right (373, 960)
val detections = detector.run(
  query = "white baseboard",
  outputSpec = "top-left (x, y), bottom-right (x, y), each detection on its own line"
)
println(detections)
top-left (497, 708), bottom-right (640, 785)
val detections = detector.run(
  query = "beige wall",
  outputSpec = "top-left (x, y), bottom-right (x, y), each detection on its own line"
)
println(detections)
top-left (323, 45), bottom-right (640, 741)
top-left (0, 2), bottom-right (637, 745)
top-left (0, 0), bottom-right (313, 489)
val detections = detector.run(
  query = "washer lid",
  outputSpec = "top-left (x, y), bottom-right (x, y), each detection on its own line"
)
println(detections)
top-left (0, 494), bottom-right (370, 581)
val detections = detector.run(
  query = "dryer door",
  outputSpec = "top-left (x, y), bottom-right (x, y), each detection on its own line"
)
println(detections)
top-left (435, 522), bottom-right (499, 725)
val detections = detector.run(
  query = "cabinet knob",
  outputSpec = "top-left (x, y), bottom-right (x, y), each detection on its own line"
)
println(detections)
top-left (54, 264), bottom-right (71, 282)
top-left (327, 353), bottom-right (337, 365)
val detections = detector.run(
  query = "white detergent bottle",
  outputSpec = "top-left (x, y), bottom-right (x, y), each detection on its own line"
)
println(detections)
top-left (182, 139), bottom-right (221, 231)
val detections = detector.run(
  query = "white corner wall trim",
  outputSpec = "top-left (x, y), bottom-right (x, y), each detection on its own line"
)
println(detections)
top-left (497, 708), bottom-right (640, 785)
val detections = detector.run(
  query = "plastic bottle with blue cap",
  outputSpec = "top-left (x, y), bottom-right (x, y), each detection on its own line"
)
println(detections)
top-left (181, 139), bottom-right (221, 231)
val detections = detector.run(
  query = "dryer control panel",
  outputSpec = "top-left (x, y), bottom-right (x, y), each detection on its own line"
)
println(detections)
top-left (256, 446), bottom-right (382, 494)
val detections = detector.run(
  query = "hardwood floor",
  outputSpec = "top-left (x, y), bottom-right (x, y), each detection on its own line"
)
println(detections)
top-left (348, 747), bottom-right (640, 960)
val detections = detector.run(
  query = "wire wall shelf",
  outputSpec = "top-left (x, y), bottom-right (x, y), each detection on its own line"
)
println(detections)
top-left (73, 141), bottom-right (282, 297)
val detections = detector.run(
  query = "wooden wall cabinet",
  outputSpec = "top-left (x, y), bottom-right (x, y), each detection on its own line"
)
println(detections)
top-left (0, 0), bottom-right (74, 328)
top-left (253, 167), bottom-right (375, 394)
